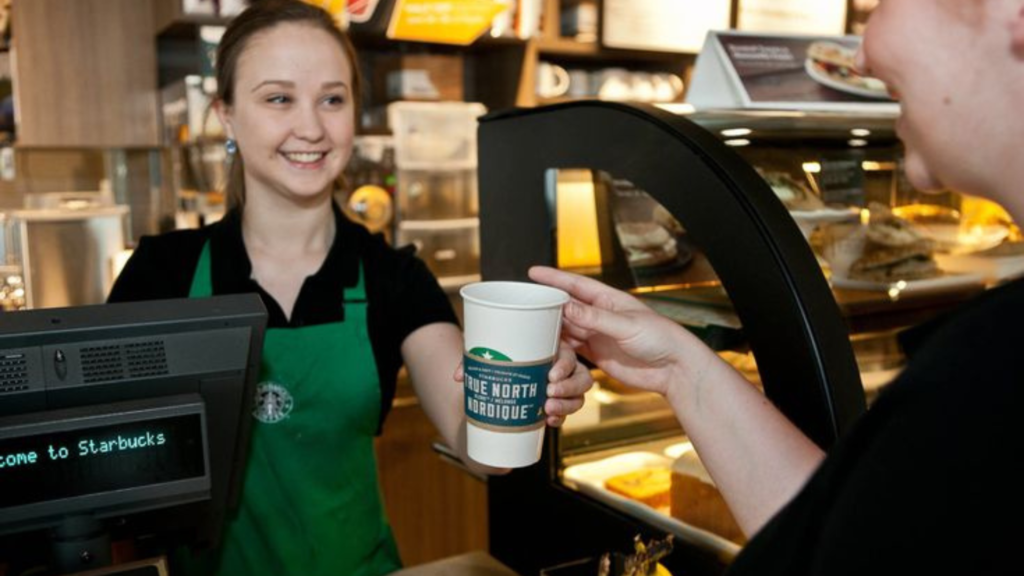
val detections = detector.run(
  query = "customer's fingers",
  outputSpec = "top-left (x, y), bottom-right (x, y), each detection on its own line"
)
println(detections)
top-left (564, 299), bottom-right (641, 342)
top-left (529, 266), bottom-right (645, 311)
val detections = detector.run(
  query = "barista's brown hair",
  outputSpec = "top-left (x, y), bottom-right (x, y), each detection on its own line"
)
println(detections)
top-left (216, 0), bottom-right (362, 208)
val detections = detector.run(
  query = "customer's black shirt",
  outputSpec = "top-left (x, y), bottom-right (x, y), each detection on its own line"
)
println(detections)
top-left (727, 278), bottom-right (1024, 575)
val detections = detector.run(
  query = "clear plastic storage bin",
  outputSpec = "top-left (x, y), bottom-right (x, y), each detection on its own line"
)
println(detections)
top-left (397, 168), bottom-right (478, 220)
top-left (387, 102), bottom-right (487, 170)
top-left (396, 218), bottom-right (480, 278)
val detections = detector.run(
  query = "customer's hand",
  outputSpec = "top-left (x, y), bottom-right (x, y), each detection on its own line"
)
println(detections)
top-left (529, 266), bottom-right (712, 399)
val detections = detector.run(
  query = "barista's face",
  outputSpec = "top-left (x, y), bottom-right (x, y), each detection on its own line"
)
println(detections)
top-left (218, 22), bottom-right (355, 205)
top-left (861, 0), bottom-right (1024, 203)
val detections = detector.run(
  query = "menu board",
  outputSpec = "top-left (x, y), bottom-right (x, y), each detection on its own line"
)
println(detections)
top-left (387, 0), bottom-right (509, 45)
top-left (687, 31), bottom-right (899, 113)
top-left (737, 0), bottom-right (847, 36)
top-left (818, 158), bottom-right (866, 206)
top-left (302, 0), bottom-right (348, 19)
top-left (602, 0), bottom-right (731, 54)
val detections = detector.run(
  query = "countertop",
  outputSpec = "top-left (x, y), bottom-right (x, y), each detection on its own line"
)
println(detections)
top-left (392, 551), bottom-right (519, 576)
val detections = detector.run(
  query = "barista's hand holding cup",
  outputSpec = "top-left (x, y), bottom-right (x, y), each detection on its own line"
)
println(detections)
top-left (460, 281), bottom-right (570, 468)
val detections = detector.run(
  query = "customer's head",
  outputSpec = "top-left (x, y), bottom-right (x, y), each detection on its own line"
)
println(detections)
top-left (214, 0), bottom-right (362, 208)
top-left (859, 0), bottom-right (1024, 216)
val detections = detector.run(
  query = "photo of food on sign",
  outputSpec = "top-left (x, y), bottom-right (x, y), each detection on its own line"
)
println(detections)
top-left (715, 33), bottom-right (896, 106)
top-left (805, 41), bottom-right (890, 100)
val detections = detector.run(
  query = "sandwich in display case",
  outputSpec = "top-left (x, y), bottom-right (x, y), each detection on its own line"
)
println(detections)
top-left (474, 102), bottom-right (1021, 576)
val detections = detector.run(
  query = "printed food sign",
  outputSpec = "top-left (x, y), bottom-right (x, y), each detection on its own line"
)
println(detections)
top-left (687, 32), bottom-right (899, 112)
top-left (388, 0), bottom-right (509, 45)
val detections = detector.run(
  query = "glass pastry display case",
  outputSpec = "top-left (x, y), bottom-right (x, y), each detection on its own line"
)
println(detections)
top-left (475, 102), bottom-right (1021, 576)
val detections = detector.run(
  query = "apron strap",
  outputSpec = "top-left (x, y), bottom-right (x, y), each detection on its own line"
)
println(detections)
top-left (345, 259), bottom-right (367, 303)
top-left (188, 241), bottom-right (214, 298)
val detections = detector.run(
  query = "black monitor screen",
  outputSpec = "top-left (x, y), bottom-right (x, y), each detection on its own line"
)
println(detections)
top-left (0, 294), bottom-right (266, 563)
top-left (0, 409), bottom-right (206, 511)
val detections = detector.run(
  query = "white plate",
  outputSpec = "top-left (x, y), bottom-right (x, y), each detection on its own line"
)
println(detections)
top-left (805, 58), bottom-right (891, 100)
top-left (789, 207), bottom-right (860, 223)
top-left (935, 252), bottom-right (1024, 283)
top-left (831, 272), bottom-right (985, 294)
top-left (663, 441), bottom-right (695, 459)
top-left (563, 451), bottom-right (672, 488)
top-left (562, 452), bottom-right (740, 557)
top-left (913, 222), bottom-right (1009, 254)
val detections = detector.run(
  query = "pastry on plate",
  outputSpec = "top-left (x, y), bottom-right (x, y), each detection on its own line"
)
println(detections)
top-left (605, 467), bottom-right (672, 509)
top-left (849, 244), bottom-right (941, 282)
top-left (670, 451), bottom-right (746, 544)
top-left (757, 170), bottom-right (826, 212)
top-left (848, 203), bottom-right (943, 282)
top-left (616, 222), bottom-right (679, 267)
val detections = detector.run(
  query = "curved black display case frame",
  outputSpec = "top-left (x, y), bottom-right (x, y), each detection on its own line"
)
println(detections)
top-left (477, 102), bottom-right (866, 575)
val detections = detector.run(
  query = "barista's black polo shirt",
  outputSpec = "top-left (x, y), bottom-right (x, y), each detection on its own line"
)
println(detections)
top-left (108, 204), bottom-right (459, 433)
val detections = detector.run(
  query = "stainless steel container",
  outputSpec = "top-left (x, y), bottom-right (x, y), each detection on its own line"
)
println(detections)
top-left (0, 214), bottom-right (26, 311)
top-left (8, 205), bottom-right (129, 309)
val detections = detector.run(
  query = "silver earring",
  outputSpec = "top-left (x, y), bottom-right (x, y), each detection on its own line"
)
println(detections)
top-left (225, 138), bottom-right (238, 155)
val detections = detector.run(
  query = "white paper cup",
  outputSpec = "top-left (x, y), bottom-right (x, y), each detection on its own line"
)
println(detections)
top-left (460, 281), bottom-right (570, 468)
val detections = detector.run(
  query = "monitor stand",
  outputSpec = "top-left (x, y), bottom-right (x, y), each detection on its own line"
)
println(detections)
top-left (52, 516), bottom-right (112, 573)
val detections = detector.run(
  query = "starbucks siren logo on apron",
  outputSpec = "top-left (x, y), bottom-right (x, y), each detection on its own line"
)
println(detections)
top-left (253, 381), bottom-right (294, 423)
top-left (186, 238), bottom-right (402, 575)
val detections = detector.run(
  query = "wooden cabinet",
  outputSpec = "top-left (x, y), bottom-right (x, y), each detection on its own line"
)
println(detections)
top-left (521, 0), bottom-right (695, 107)
top-left (347, 0), bottom-right (696, 113)
top-left (11, 0), bottom-right (161, 148)
top-left (151, 0), bottom-right (699, 129)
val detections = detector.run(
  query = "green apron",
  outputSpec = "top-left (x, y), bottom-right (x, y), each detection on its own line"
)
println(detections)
top-left (188, 241), bottom-right (401, 576)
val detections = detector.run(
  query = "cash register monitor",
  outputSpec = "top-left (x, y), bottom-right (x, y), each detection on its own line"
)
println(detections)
top-left (0, 294), bottom-right (267, 571)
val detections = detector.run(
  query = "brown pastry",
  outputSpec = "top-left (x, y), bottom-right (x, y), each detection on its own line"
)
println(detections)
top-left (670, 452), bottom-right (746, 544)
top-left (848, 203), bottom-right (942, 281)
top-left (864, 203), bottom-right (928, 247)
top-left (849, 245), bottom-right (940, 281)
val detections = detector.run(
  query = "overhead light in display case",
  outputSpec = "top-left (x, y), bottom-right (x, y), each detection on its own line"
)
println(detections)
top-left (721, 128), bottom-right (753, 138)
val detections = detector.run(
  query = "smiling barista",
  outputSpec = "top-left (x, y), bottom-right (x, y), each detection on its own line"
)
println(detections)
top-left (107, 1), bottom-right (593, 575)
